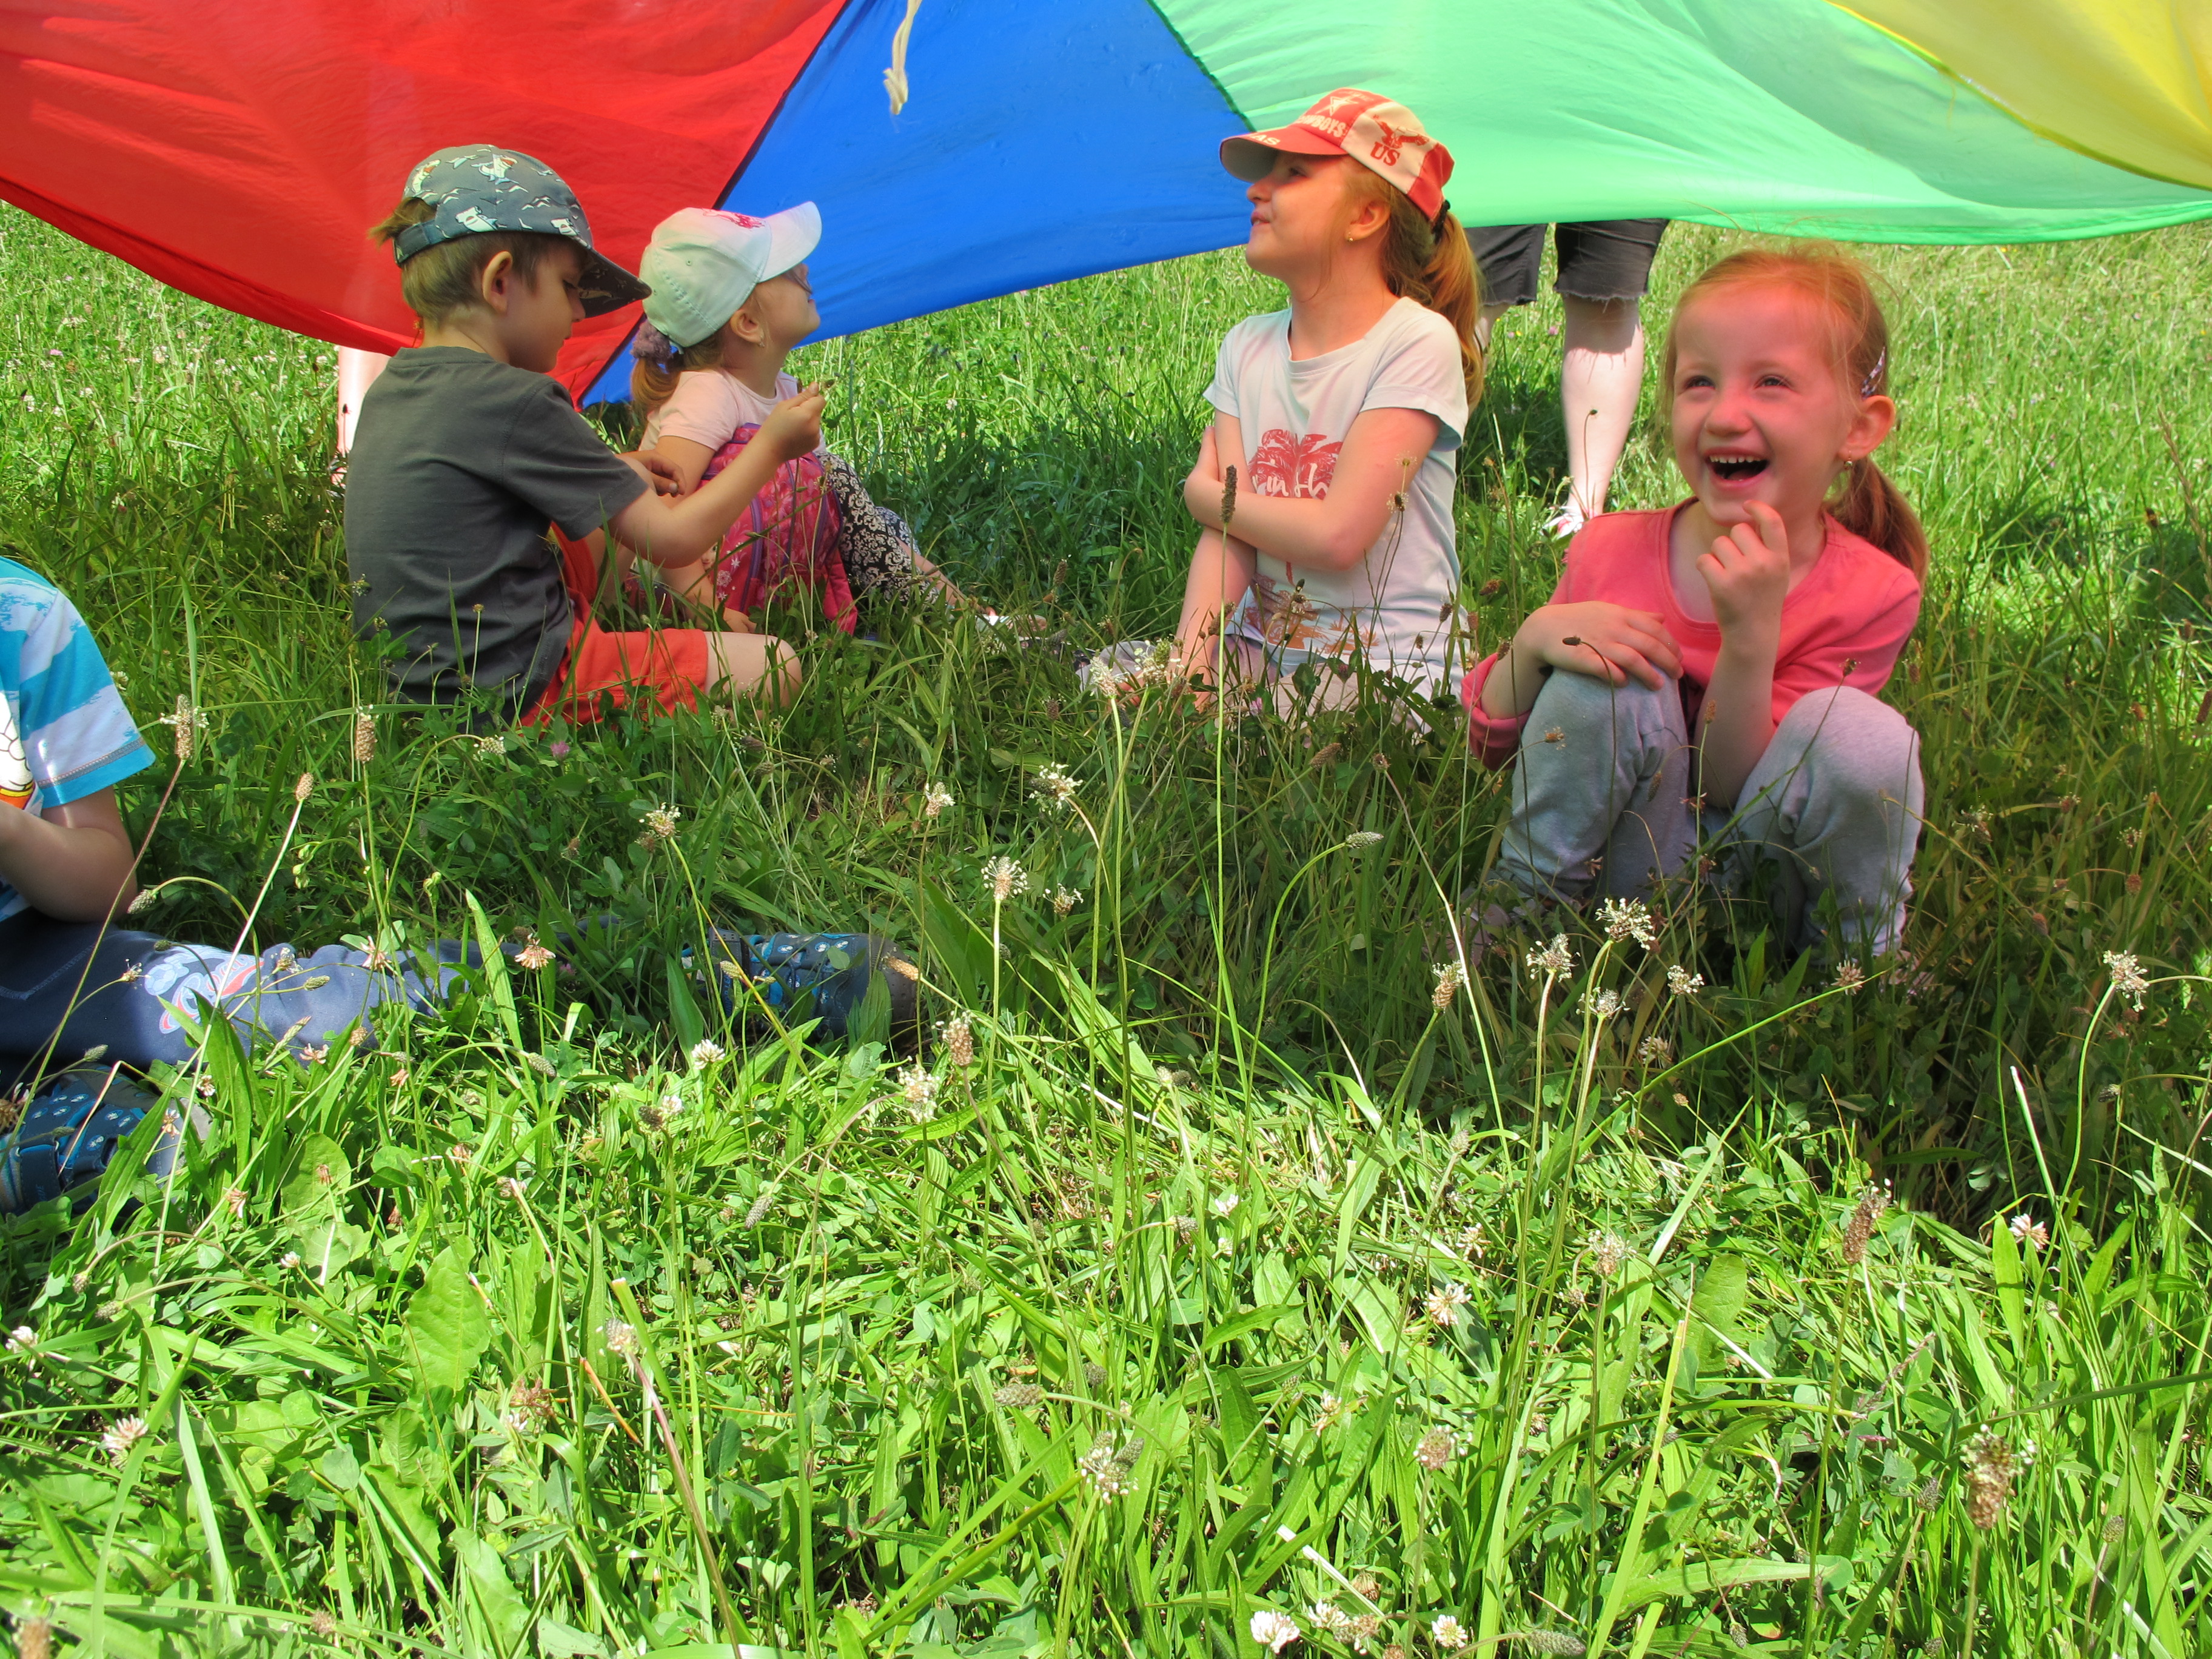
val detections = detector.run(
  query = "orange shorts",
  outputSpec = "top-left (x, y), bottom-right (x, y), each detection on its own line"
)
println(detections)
top-left (522, 532), bottom-right (712, 727)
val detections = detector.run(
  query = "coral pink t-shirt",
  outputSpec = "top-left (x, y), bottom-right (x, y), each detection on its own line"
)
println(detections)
top-left (1460, 504), bottom-right (1922, 768)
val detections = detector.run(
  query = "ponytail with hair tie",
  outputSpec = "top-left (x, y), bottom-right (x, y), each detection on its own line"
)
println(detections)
top-left (633, 321), bottom-right (683, 368)
top-left (628, 318), bottom-right (725, 411)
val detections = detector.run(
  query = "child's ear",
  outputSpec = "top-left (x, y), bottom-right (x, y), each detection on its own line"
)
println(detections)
top-left (1840, 392), bottom-right (1897, 463)
top-left (728, 304), bottom-right (766, 346)
top-left (477, 249), bottom-right (517, 315)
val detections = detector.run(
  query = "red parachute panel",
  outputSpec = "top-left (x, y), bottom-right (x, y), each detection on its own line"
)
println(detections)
top-left (0, 0), bottom-right (845, 383)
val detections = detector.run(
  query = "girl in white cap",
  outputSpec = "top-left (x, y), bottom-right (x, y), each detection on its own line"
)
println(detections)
top-left (1173, 89), bottom-right (1479, 713)
top-left (626, 204), bottom-right (961, 631)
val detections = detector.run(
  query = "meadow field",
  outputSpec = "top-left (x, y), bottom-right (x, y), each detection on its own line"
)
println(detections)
top-left (2, 205), bottom-right (2210, 1656)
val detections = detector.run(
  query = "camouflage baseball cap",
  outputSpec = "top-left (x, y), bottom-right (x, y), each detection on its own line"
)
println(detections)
top-left (392, 144), bottom-right (649, 317)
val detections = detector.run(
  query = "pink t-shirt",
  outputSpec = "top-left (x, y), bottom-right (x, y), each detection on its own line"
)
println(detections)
top-left (1460, 504), bottom-right (1922, 768)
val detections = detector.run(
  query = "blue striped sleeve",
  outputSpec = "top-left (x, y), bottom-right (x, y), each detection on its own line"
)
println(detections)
top-left (0, 560), bottom-right (156, 809)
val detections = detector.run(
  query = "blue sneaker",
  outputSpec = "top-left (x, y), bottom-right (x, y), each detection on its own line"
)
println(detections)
top-left (705, 932), bottom-right (918, 1046)
top-left (0, 1069), bottom-right (197, 1215)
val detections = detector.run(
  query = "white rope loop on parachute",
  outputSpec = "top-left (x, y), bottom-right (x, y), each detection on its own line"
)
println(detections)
top-left (885, 0), bottom-right (923, 115)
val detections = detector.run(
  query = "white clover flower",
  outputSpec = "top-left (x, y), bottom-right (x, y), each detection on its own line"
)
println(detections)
top-left (1031, 765), bottom-right (1079, 812)
top-left (1597, 897), bottom-right (1657, 949)
top-left (1526, 935), bottom-right (1575, 982)
top-left (1250, 1610), bottom-right (1302, 1654)
top-left (2008, 1213), bottom-right (2049, 1251)
top-left (1077, 1431), bottom-right (1142, 1500)
top-left (688, 1039), bottom-right (726, 1069)
top-left (1308, 1602), bottom-right (1353, 1635)
top-left (2103, 950), bottom-right (2150, 1010)
top-left (1212, 1191), bottom-right (1240, 1218)
top-left (1431, 1616), bottom-right (1470, 1652)
top-left (101, 1415), bottom-right (149, 1465)
top-left (5, 1326), bottom-right (35, 1355)
top-left (1666, 964), bottom-right (1704, 996)
top-left (898, 1065), bottom-right (941, 1124)
top-left (1833, 960), bottom-right (1866, 996)
top-left (1424, 1282), bottom-right (1471, 1328)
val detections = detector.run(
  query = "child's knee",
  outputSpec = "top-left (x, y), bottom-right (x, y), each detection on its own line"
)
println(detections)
top-left (1778, 688), bottom-right (1920, 803)
top-left (1530, 669), bottom-right (1672, 743)
top-left (762, 637), bottom-right (802, 704)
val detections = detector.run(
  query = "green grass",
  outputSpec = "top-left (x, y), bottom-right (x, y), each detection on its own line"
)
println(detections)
top-left (3, 207), bottom-right (2212, 1657)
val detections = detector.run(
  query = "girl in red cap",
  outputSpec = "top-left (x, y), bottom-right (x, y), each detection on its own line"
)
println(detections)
top-left (1170, 89), bottom-right (1480, 712)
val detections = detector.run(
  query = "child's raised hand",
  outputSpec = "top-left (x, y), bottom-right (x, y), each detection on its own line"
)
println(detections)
top-left (1697, 500), bottom-right (1791, 645)
top-left (758, 384), bottom-right (827, 464)
top-left (1514, 600), bottom-right (1681, 690)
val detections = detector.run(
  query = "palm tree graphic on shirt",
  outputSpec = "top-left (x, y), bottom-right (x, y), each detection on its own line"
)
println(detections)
top-left (1248, 429), bottom-right (1342, 498)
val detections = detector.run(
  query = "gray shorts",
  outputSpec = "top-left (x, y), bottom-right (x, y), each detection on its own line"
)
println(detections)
top-left (1465, 220), bottom-right (1669, 308)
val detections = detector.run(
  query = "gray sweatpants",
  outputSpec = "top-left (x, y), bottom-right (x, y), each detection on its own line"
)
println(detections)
top-left (1492, 673), bottom-right (1924, 954)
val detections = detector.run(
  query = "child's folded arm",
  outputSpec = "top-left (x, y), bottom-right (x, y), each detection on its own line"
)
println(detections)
top-left (0, 788), bottom-right (138, 922)
top-left (1184, 406), bottom-right (1439, 573)
top-left (1460, 652), bottom-right (1532, 769)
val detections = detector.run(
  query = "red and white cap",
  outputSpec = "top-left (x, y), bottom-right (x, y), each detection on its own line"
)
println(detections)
top-left (1220, 89), bottom-right (1453, 220)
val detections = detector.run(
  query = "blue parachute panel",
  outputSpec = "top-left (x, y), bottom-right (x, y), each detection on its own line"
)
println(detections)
top-left (584, 0), bottom-right (1251, 403)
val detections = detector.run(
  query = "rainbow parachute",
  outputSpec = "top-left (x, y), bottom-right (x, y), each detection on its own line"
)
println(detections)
top-left (2, 0), bottom-right (2207, 403)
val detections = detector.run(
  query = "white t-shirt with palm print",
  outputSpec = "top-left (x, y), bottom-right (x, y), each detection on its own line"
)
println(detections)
top-left (1204, 295), bottom-right (1467, 692)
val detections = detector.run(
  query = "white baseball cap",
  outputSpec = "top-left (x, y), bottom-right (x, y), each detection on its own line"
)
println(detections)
top-left (639, 203), bottom-right (822, 349)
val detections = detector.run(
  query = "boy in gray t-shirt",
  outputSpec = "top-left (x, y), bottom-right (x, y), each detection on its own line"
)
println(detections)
top-left (344, 145), bottom-right (824, 719)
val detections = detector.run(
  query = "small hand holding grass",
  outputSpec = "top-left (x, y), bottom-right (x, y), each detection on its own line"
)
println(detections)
top-left (1696, 498), bottom-right (1791, 649)
top-left (757, 384), bottom-right (827, 464)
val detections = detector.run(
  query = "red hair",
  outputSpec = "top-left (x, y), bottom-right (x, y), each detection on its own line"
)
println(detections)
top-left (1657, 245), bottom-right (1928, 581)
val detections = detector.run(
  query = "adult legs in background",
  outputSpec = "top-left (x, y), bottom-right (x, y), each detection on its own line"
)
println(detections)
top-left (1492, 670), bottom-right (1697, 907)
top-left (1557, 294), bottom-right (1644, 522)
top-left (1467, 221), bottom-right (1668, 535)
top-left (1550, 221), bottom-right (1666, 525)
top-left (1726, 686), bottom-right (1925, 956)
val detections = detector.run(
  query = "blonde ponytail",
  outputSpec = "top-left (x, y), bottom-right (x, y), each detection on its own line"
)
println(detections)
top-left (629, 322), bottom-right (726, 411)
top-left (1833, 457), bottom-right (1928, 582)
top-left (1347, 170), bottom-right (1483, 404)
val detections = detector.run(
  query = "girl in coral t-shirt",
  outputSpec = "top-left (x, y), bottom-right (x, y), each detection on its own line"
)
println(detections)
top-left (1464, 246), bottom-right (1927, 954)
top-left (1174, 89), bottom-right (1479, 709)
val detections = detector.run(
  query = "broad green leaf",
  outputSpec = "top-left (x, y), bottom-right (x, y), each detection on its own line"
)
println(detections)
top-left (282, 1131), bottom-right (350, 1217)
top-left (455, 1527), bottom-right (531, 1649)
top-left (405, 1244), bottom-right (491, 1399)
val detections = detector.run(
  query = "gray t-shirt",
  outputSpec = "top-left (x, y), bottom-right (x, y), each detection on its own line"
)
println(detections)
top-left (344, 348), bottom-right (647, 708)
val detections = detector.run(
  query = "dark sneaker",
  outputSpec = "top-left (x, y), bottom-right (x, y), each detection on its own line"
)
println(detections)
top-left (704, 932), bottom-right (919, 1046)
top-left (1, 1069), bottom-right (201, 1215)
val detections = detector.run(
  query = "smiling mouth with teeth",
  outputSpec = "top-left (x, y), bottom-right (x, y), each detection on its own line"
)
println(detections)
top-left (1707, 454), bottom-right (1770, 481)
